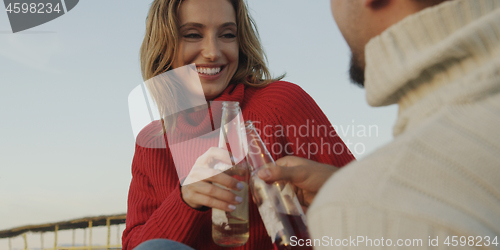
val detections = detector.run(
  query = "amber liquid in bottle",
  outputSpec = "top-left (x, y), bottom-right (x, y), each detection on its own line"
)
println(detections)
top-left (212, 162), bottom-right (249, 247)
top-left (273, 214), bottom-right (312, 250)
top-left (212, 184), bottom-right (249, 246)
top-left (246, 120), bottom-right (312, 250)
top-left (212, 101), bottom-right (249, 247)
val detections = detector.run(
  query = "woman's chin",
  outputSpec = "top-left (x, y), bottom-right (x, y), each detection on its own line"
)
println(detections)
top-left (204, 93), bottom-right (220, 101)
top-left (201, 85), bottom-right (228, 101)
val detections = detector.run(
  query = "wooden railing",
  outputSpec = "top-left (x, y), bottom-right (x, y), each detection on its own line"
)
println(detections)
top-left (0, 214), bottom-right (126, 250)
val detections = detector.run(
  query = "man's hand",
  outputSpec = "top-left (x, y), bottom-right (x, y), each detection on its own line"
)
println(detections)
top-left (257, 156), bottom-right (338, 210)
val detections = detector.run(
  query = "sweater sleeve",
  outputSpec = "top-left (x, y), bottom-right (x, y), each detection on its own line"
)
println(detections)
top-left (122, 142), bottom-right (209, 250)
top-left (308, 202), bottom-right (484, 250)
top-left (269, 81), bottom-right (355, 167)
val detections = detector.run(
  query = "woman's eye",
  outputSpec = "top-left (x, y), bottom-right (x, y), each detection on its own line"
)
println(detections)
top-left (184, 33), bottom-right (202, 39)
top-left (221, 33), bottom-right (236, 39)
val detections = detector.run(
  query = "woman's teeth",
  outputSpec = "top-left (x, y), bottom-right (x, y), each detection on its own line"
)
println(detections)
top-left (197, 67), bottom-right (221, 75)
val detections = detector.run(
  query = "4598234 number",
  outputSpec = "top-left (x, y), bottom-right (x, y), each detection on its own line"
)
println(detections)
top-left (5, 2), bottom-right (61, 14)
top-left (444, 236), bottom-right (498, 247)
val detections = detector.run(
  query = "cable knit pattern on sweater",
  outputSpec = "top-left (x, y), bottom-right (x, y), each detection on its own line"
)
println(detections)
top-left (122, 81), bottom-right (355, 250)
top-left (309, 0), bottom-right (500, 249)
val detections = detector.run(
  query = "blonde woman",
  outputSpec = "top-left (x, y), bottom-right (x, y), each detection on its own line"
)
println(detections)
top-left (122, 0), bottom-right (355, 249)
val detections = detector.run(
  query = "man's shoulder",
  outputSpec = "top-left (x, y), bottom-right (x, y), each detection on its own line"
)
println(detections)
top-left (314, 96), bottom-right (500, 206)
top-left (308, 111), bottom-right (500, 239)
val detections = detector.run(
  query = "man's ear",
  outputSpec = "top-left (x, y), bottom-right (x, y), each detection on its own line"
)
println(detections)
top-left (364, 0), bottom-right (391, 10)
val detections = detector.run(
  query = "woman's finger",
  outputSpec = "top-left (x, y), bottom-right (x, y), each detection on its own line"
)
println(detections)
top-left (207, 171), bottom-right (244, 191)
top-left (183, 148), bottom-right (235, 186)
top-left (189, 192), bottom-right (239, 212)
top-left (195, 147), bottom-right (233, 166)
top-left (195, 181), bottom-right (242, 205)
top-left (182, 181), bottom-right (242, 211)
top-left (183, 167), bottom-right (222, 186)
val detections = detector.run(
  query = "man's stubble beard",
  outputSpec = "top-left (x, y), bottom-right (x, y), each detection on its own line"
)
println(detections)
top-left (349, 53), bottom-right (365, 87)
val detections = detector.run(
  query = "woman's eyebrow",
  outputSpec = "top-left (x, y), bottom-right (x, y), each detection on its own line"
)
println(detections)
top-left (220, 22), bottom-right (237, 28)
top-left (180, 22), bottom-right (204, 29)
top-left (179, 22), bottom-right (237, 29)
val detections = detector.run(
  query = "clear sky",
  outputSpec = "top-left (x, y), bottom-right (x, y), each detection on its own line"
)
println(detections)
top-left (0, 0), bottom-right (397, 248)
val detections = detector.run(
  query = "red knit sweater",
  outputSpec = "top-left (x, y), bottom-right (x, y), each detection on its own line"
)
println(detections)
top-left (122, 81), bottom-right (355, 250)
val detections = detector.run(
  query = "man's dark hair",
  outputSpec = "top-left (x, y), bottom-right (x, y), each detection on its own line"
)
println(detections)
top-left (412, 0), bottom-right (450, 7)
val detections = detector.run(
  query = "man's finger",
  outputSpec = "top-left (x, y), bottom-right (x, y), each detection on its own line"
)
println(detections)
top-left (275, 155), bottom-right (304, 168)
top-left (258, 164), bottom-right (302, 183)
top-left (259, 156), bottom-right (309, 183)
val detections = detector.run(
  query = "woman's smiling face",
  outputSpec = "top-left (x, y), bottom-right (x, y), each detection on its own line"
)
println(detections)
top-left (172, 0), bottom-right (239, 100)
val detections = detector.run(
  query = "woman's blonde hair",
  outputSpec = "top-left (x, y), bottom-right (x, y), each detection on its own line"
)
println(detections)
top-left (141, 0), bottom-right (283, 83)
top-left (140, 0), bottom-right (283, 133)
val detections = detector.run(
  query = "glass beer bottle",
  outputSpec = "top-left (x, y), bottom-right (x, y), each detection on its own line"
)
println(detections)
top-left (245, 121), bottom-right (312, 250)
top-left (212, 101), bottom-right (250, 247)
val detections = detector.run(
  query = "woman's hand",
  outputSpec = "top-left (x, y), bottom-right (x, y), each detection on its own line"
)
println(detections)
top-left (257, 156), bottom-right (339, 211)
top-left (181, 147), bottom-right (244, 212)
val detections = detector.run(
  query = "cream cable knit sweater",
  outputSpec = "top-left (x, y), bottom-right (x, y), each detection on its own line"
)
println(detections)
top-left (308, 0), bottom-right (500, 249)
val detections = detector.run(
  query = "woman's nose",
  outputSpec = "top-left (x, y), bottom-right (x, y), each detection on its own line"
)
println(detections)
top-left (201, 37), bottom-right (221, 62)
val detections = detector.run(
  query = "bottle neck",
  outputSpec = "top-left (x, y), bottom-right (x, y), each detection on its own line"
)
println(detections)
top-left (221, 102), bottom-right (241, 121)
top-left (245, 121), bottom-right (275, 172)
top-left (222, 101), bottom-right (240, 110)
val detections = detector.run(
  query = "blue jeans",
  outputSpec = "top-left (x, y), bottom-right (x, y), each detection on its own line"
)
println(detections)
top-left (133, 239), bottom-right (195, 250)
